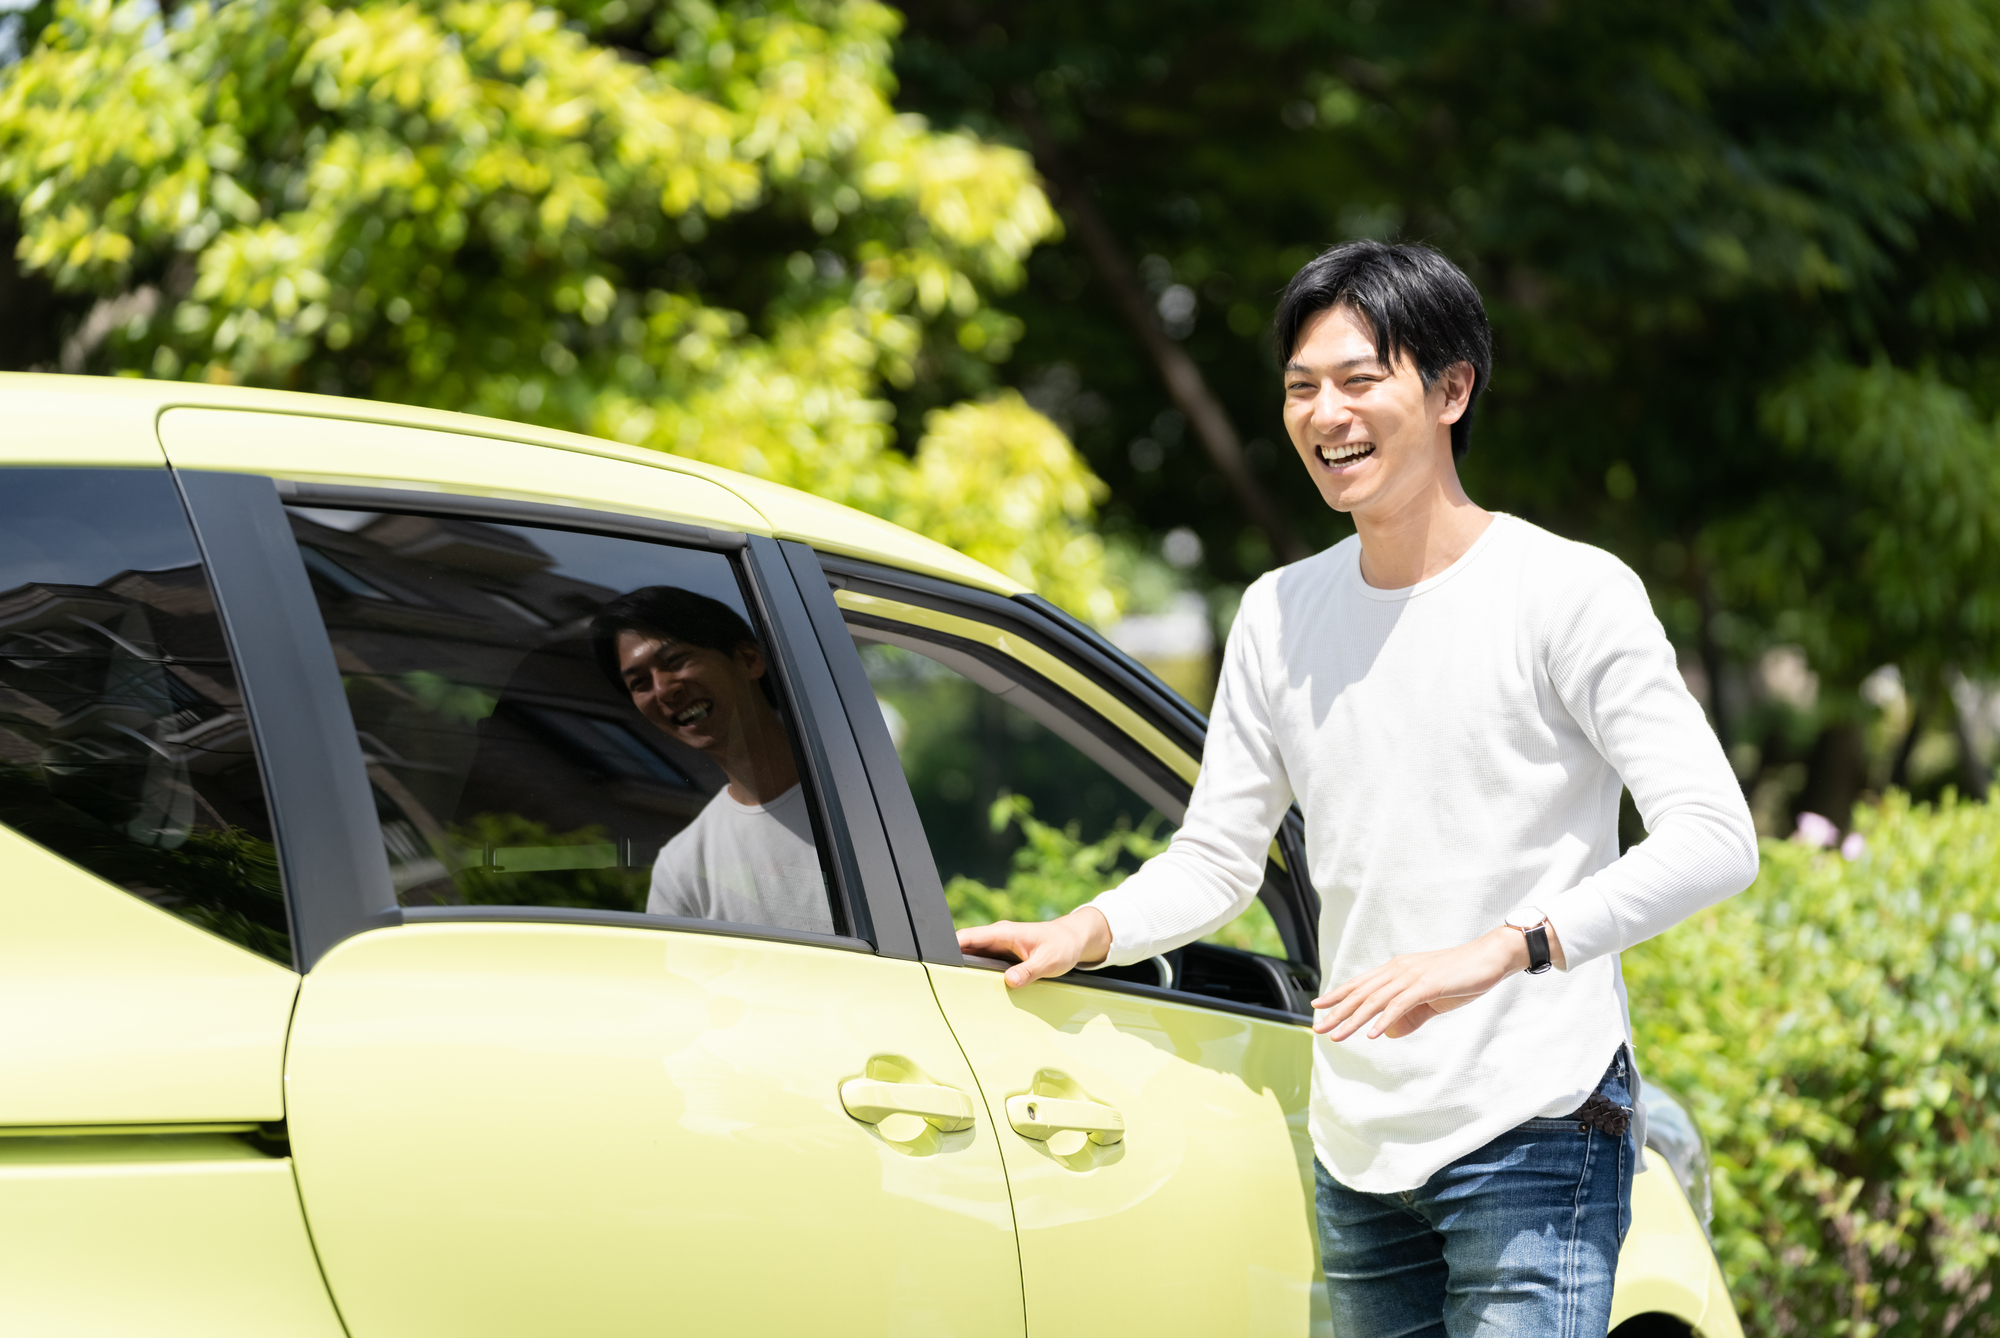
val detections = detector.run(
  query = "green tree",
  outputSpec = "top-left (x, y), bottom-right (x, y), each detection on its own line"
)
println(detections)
top-left (893, 0), bottom-right (2000, 817)
top-left (0, 0), bottom-right (1119, 620)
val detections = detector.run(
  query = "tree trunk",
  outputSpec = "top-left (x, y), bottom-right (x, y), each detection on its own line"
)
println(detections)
top-left (1798, 718), bottom-right (1866, 830)
top-left (1952, 694), bottom-right (1990, 800)
top-left (1012, 104), bottom-right (1310, 565)
top-left (1695, 569), bottom-right (1732, 755)
top-left (1889, 690), bottom-right (1925, 791)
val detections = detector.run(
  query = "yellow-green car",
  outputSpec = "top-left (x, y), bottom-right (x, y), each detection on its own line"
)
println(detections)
top-left (0, 373), bottom-right (1738, 1337)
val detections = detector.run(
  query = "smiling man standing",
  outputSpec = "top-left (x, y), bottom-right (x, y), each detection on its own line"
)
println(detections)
top-left (958, 241), bottom-right (1758, 1336)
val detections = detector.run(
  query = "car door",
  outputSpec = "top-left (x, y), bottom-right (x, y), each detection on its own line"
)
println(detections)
top-left (169, 446), bottom-right (1024, 1337)
top-left (794, 552), bottom-right (1333, 1338)
top-left (0, 462), bottom-right (344, 1336)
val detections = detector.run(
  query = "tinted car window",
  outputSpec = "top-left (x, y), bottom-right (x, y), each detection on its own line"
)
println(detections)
top-left (0, 469), bottom-right (289, 962)
top-left (289, 508), bottom-right (836, 936)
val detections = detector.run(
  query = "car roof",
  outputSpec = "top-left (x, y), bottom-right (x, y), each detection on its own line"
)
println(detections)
top-left (0, 373), bottom-right (1025, 597)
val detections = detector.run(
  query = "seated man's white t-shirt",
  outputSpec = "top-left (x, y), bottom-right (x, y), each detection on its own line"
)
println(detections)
top-left (647, 783), bottom-right (833, 934)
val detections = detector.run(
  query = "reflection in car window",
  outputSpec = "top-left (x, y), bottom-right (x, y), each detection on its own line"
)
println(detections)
top-left (852, 633), bottom-right (1284, 958)
top-left (288, 508), bottom-right (834, 936)
top-left (0, 469), bottom-right (289, 962)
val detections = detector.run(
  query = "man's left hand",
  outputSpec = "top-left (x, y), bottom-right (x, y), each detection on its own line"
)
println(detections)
top-left (1312, 924), bottom-right (1565, 1040)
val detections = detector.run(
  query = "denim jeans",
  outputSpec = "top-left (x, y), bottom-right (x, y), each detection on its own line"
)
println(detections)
top-left (1315, 1049), bottom-right (1637, 1338)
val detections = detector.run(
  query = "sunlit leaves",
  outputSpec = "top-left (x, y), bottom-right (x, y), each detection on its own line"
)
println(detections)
top-left (0, 0), bottom-right (1114, 618)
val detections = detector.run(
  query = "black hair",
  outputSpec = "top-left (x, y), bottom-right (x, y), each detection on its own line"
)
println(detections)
top-left (1273, 240), bottom-right (1493, 459)
top-left (589, 586), bottom-right (777, 706)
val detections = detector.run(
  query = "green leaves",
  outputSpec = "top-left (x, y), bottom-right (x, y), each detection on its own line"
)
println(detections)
top-left (1628, 792), bottom-right (2000, 1334)
top-left (0, 0), bottom-right (1112, 619)
top-left (943, 791), bottom-right (1169, 928)
top-left (944, 791), bottom-right (1286, 958)
top-left (1707, 360), bottom-right (2000, 683)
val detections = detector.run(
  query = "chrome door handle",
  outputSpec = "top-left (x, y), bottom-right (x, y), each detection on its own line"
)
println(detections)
top-left (1005, 1094), bottom-right (1124, 1147)
top-left (840, 1078), bottom-right (976, 1133)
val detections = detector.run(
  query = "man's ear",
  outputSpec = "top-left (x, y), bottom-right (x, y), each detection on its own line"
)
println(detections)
top-left (1436, 361), bottom-right (1476, 426)
top-left (735, 641), bottom-right (767, 679)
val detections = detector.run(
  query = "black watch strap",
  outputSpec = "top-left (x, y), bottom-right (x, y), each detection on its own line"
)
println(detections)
top-left (1522, 923), bottom-right (1552, 975)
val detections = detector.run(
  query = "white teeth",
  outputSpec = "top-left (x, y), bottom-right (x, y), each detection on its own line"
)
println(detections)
top-left (1319, 442), bottom-right (1375, 465)
top-left (675, 703), bottom-right (711, 726)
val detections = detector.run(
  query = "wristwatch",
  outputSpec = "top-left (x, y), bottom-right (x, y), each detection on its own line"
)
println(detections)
top-left (1504, 907), bottom-right (1554, 975)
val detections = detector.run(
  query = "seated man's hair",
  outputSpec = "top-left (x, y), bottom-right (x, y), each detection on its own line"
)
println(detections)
top-left (590, 586), bottom-right (777, 706)
top-left (1274, 240), bottom-right (1493, 460)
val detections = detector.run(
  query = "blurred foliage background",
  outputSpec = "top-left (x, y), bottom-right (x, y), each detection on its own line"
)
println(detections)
top-left (7, 2), bottom-right (2000, 1329)
top-left (6, 0), bottom-right (1999, 831)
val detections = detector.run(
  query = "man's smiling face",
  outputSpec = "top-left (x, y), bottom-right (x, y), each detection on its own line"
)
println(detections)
top-left (616, 629), bottom-right (766, 753)
top-left (1282, 303), bottom-right (1468, 521)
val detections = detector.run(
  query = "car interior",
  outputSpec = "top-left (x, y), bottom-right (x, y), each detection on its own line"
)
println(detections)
top-left (846, 615), bottom-right (1319, 1020)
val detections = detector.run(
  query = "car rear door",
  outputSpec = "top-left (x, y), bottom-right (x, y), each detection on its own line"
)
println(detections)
top-left (163, 425), bottom-right (1024, 1337)
top-left (793, 551), bottom-right (1332, 1338)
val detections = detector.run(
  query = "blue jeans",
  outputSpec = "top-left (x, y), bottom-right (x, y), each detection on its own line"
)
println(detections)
top-left (1315, 1049), bottom-right (1637, 1338)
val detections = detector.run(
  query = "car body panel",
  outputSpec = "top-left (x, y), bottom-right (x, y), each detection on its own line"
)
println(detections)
top-left (0, 824), bottom-right (297, 1126)
top-left (159, 406), bottom-right (774, 536)
top-left (0, 373), bottom-right (1016, 593)
top-left (284, 921), bottom-right (1024, 1337)
top-left (927, 963), bottom-right (1325, 1338)
top-left (726, 471), bottom-right (1027, 594)
top-left (1611, 1148), bottom-right (1744, 1337)
top-left (0, 1134), bottom-right (346, 1337)
top-left (0, 378), bottom-right (168, 466)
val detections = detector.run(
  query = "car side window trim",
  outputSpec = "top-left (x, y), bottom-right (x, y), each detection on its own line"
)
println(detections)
top-left (175, 470), bottom-right (399, 971)
top-left (960, 951), bottom-right (1309, 1028)
top-left (776, 541), bottom-right (952, 961)
top-left (737, 537), bottom-right (909, 956)
top-left (400, 904), bottom-right (873, 952)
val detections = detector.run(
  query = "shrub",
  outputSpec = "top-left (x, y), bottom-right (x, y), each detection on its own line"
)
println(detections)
top-left (1625, 791), bottom-right (2000, 1336)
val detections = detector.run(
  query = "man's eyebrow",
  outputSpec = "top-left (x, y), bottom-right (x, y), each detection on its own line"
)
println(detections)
top-left (1283, 355), bottom-right (1385, 375)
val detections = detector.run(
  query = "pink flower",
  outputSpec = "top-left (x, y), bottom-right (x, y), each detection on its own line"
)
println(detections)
top-left (1795, 811), bottom-right (1840, 849)
top-left (1840, 831), bottom-right (1866, 861)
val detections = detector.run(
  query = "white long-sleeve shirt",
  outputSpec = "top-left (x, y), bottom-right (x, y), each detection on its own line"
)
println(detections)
top-left (1089, 515), bottom-right (1757, 1192)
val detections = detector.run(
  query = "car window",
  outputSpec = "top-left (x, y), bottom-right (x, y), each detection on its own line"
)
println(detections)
top-left (287, 507), bottom-right (837, 937)
top-left (850, 625), bottom-right (1287, 960)
top-left (0, 469), bottom-right (290, 962)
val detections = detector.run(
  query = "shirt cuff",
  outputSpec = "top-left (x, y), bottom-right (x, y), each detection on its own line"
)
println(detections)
top-left (1085, 892), bottom-right (1156, 968)
top-left (1539, 885), bottom-right (1619, 969)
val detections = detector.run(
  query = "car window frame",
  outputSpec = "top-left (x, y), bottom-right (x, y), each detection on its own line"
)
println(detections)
top-left (183, 472), bottom-right (915, 968)
top-left (800, 550), bottom-right (1321, 1022)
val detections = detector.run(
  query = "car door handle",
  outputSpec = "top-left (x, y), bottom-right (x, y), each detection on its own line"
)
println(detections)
top-left (1005, 1094), bottom-right (1124, 1146)
top-left (840, 1078), bottom-right (976, 1133)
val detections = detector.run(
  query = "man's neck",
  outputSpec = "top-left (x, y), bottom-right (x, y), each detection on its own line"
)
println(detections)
top-left (719, 729), bottom-right (801, 807)
top-left (1352, 450), bottom-right (1493, 590)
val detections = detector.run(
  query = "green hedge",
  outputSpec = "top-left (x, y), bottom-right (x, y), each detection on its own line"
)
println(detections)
top-left (1626, 792), bottom-right (2000, 1337)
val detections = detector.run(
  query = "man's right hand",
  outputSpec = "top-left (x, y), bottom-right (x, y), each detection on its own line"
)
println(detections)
top-left (956, 907), bottom-right (1113, 989)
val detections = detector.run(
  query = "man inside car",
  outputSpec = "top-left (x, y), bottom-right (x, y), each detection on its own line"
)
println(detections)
top-left (591, 586), bottom-right (831, 934)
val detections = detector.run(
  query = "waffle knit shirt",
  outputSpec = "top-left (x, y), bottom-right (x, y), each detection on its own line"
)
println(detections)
top-left (1088, 515), bottom-right (1758, 1193)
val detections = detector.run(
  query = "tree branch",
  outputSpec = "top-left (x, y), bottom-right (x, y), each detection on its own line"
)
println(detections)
top-left (1013, 104), bottom-right (1310, 565)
